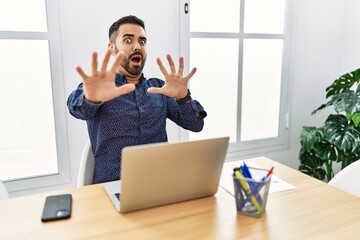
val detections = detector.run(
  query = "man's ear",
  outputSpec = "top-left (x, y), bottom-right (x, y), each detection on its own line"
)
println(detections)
top-left (108, 42), bottom-right (116, 56)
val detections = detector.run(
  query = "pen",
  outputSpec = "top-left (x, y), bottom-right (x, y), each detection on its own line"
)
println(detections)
top-left (240, 163), bottom-right (252, 179)
top-left (263, 166), bottom-right (274, 181)
top-left (240, 163), bottom-right (263, 205)
top-left (234, 168), bottom-right (262, 213)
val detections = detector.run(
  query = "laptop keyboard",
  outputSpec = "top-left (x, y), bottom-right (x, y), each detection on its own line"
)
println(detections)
top-left (115, 193), bottom-right (120, 200)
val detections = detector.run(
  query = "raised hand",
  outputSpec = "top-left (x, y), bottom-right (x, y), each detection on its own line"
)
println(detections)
top-left (76, 48), bottom-right (135, 103)
top-left (147, 54), bottom-right (196, 99)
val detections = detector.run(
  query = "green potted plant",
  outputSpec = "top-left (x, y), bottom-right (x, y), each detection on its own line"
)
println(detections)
top-left (299, 68), bottom-right (360, 182)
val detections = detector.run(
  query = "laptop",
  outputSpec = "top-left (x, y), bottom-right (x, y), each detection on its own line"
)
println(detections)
top-left (103, 136), bottom-right (229, 213)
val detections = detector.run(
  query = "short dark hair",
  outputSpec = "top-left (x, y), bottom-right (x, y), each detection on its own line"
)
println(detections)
top-left (108, 15), bottom-right (145, 42)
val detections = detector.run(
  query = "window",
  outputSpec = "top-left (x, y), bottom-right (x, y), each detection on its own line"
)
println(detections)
top-left (180, 0), bottom-right (292, 159)
top-left (0, 0), bottom-right (69, 192)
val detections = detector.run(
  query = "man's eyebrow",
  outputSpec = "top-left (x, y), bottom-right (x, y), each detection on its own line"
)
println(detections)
top-left (122, 34), bottom-right (134, 38)
top-left (121, 34), bottom-right (147, 41)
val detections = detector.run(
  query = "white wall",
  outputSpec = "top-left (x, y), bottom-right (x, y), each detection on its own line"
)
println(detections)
top-left (341, 0), bottom-right (360, 71)
top-left (12, 0), bottom-right (360, 196)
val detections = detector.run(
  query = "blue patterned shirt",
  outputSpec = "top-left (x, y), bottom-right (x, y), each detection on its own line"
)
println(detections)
top-left (67, 73), bottom-right (207, 183)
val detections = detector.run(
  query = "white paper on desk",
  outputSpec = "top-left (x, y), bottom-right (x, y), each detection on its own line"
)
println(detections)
top-left (219, 160), bottom-right (296, 196)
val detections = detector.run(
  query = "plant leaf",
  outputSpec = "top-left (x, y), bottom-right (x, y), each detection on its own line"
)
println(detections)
top-left (346, 112), bottom-right (353, 121)
top-left (312, 100), bottom-right (332, 115)
top-left (300, 126), bottom-right (324, 151)
top-left (332, 87), bottom-right (360, 114)
top-left (312, 68), bottom-right (360, 114)
top-left (325, 68), bottom-right (360, 99)
top-left (298, 149), bottom-right (326, 180)
top-left (324, 114), bottom-right (360, 150)
top-left (352, 112), bottom-right (360, 127)
top-left (313, 140), bottom-right (337, 161)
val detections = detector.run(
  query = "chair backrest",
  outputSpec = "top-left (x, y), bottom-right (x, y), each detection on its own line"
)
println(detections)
top-left (0, 180), bottom-right (9, 200)
top-left (77, 140), bottom-right (95, 187)
top-left (328, 160), bottom-right (360, 197)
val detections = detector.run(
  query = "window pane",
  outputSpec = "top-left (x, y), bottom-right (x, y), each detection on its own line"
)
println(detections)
top-left (241, 39), bottom-right (283, 141)
top-left (0, 39), bottom-right (57, 181)
top-left (0, 0), bottom-right (47, 32)
top-left (244, 0), bottom-right (285, 34)
top-left (189, 38), bottom-right (239, 142)
top-left (190, 0), bottom-right (240, 33)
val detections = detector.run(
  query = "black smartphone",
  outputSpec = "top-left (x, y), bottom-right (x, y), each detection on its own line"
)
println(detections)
top-left (41, 194), bottom-right (72, 222)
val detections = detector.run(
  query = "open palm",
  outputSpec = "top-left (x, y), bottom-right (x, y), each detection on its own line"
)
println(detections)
top-left (147, 54), bottom-right (196, 99)
top-left (76, 49), bottom-right (135, 103)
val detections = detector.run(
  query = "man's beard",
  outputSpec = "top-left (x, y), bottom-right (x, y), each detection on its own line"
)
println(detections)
top-left (115, 47), bottom-right (146, 76)
top-left (121, 54), bottom-right (146, 76)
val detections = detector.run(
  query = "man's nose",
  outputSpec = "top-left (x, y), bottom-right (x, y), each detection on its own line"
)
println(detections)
top-left (133, 42), bottom-right (141, 51)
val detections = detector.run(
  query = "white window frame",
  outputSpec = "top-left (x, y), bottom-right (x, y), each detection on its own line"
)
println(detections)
top-left (179, 0), bottom-right (293, 160)
top-left (0, 0), bottom-right (70, 192)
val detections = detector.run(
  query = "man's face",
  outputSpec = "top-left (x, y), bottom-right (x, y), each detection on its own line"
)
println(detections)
top-left (112, 23), bottom-right (147, 77)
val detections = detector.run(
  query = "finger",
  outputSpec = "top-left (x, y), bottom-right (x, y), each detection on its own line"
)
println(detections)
top-left (106, 84), bottom-right (135, 102)
top-left (147, 87), bottom-right (163, 94)
top-left (100, 49), bottom-right (112, 72)
top-left (156, 57), bottom-right (168, 76)
top-left (91, 52), bottom-right (98, 75)
top-left (166, 54), bottom-right (176, 74)
top-left (116, 83), bottom-right (136, 95)
top-left (178, 57), bottom-right (184, 76)
top-left (184, 67), bottom-right (197, 81)
top-left (76, 66), bottom-right (88, 80)
top-left (110, 51), bottom-right (124, 73)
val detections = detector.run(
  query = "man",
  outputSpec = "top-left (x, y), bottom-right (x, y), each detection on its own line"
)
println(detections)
top-left (67, 15), bottom-right (207, 184)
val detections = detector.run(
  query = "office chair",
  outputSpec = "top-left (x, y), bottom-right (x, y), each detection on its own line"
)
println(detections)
top-left (328, 160), bottom-right (360, 197)
top-left (77, 140), bottom-right (94, 187)
top-left (0, 180), bottom-right (9, 199)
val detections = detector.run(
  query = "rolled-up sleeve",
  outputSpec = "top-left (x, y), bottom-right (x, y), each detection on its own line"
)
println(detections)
top-left (167, 97), bottom-right (207, 132)
top-left (67, 84), bottom-right (102, 120)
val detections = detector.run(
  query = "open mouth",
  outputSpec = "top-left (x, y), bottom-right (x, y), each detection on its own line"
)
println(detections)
top-left (131, 55), bottom-right (142, 64)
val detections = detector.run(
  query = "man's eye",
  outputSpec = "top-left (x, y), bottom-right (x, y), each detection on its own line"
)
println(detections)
top-left (139, 40), bottom-right (146, 46)
top-left (124, 39), bottom-right (131, 44)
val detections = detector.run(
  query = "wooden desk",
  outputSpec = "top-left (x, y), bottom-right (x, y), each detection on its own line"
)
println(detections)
top-left (1, 157), bottom-right (360, 239)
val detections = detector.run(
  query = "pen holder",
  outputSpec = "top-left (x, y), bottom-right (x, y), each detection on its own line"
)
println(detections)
top-left (233, 167), bottom-right (272, 218)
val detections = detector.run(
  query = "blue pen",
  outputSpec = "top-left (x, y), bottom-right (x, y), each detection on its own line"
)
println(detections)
top-left (240, 164), bottom-right (257, 193)
top-left (239, 163), bottom-right (263, 208)
top-left (241, 163), bottom-right (253, 180)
